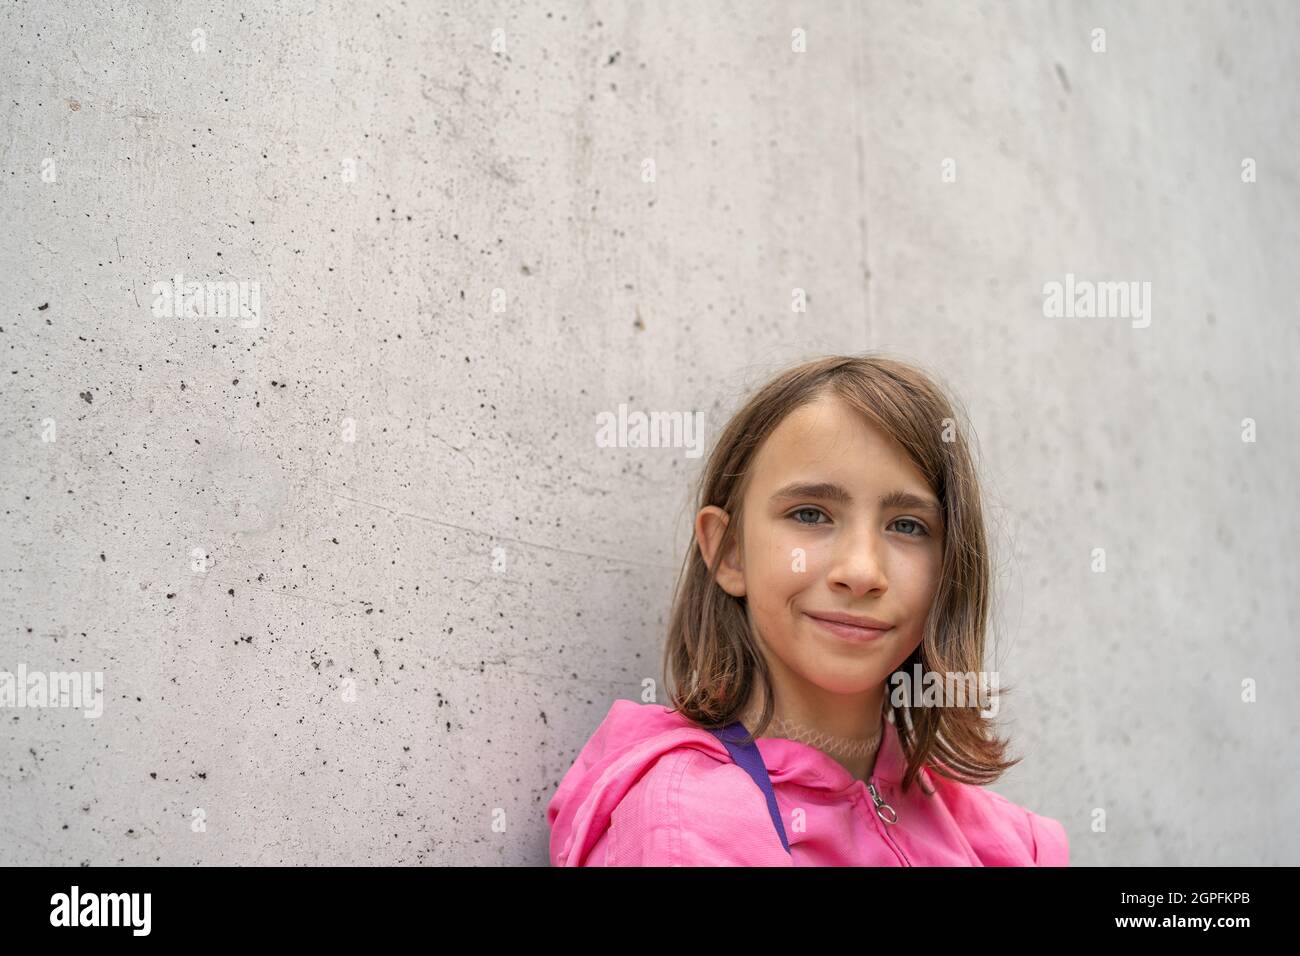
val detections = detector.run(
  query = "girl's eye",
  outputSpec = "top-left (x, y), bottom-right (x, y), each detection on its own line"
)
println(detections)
top-left (786, 510), bottom-right (931, 536)
top-left (892, 518), bottom-right (929, 537)
top-left (788, 507), bottom-right (828, 526)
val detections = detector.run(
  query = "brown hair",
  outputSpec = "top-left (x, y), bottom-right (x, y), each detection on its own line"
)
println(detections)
top-left (660, 353), bottom-right (1020, 792)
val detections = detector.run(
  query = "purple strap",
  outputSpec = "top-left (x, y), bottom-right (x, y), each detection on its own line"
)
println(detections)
top-left (706, 721), bottom-right (792, 855)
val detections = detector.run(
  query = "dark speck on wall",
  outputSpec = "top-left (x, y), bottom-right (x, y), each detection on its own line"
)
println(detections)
top-left (38, 302), bottom-right (49, 310)
top-left (1055, 62), bottom-right (1071, 93)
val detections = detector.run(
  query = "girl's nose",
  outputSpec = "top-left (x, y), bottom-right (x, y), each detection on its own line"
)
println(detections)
top-left (825, 525), bottom-right (888, 597)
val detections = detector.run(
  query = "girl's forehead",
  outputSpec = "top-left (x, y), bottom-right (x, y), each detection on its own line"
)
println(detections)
top-left (754, 399), bottom-right (906, 470)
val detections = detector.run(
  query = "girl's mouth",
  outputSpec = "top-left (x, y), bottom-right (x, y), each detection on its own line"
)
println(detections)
top-left (804, 612), bottom-right (892, 644)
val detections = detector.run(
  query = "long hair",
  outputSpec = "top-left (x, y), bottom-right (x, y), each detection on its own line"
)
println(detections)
top-left (661, 353), bottom-right (1020, 792)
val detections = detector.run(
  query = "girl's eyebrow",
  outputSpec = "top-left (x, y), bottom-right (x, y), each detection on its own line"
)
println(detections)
top-left (769, 481), bottom-right (941, 515)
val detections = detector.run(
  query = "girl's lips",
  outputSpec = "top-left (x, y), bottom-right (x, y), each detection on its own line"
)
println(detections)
top-left (805, 612), bottom-right (891, 644)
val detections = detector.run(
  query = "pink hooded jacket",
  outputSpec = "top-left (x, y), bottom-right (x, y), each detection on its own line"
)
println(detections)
top-left (547, 699), bottom-right (1069, 866)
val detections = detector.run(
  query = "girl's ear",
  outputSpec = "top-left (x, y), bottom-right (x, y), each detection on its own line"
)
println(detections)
top-left (695, 506), bottom-right (746, 598)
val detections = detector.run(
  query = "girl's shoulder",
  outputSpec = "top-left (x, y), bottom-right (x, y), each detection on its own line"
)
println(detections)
top-left (603, 735), bottom-right (795, 866)
top-left (925, 770), bottom-right (1070, 865)
top-left (548, 700), bottom-right (792, 866)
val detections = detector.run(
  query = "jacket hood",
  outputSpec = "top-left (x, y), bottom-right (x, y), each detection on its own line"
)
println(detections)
top-left (546, 698), bottom-right (933, 866)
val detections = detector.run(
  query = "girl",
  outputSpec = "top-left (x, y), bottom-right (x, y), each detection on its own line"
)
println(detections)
top-left (547, 354), bottom-right (1069, 866)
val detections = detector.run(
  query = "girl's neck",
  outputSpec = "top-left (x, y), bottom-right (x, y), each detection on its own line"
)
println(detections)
top-left (739, 692), bottom-right (886, 782)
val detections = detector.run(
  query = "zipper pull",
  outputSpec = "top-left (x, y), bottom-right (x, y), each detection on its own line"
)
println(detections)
top-left (867, 780), bottom-right (898, 825)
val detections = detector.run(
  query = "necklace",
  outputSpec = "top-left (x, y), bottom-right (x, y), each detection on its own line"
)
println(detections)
top-left (742, 709), bottom-right (883, 761)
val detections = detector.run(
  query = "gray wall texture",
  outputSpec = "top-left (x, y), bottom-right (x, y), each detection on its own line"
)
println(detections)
top-left (2, 0), bottom-right (1297, 865)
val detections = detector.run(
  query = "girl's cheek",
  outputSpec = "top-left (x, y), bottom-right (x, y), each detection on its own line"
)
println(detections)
top-left (772, 530), bottom-right (824, 581)
top-left (755, 523), bottom-right (801, 581)
top-left (902, 546), bottom-right (942, 595)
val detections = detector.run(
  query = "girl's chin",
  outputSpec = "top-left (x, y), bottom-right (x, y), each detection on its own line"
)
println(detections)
top-left (786, 657), bottom-right (889, 696)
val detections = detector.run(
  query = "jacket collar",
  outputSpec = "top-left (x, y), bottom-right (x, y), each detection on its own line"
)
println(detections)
top-left (743, 710), bottom-right (936, 795)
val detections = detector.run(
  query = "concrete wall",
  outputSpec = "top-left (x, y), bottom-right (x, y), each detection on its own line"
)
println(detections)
top-left (2, 0), bottom-right (1296, 865)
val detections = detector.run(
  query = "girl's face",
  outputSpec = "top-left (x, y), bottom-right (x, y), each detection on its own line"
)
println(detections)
top-left (698, 393), bottom-right (945, 700)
